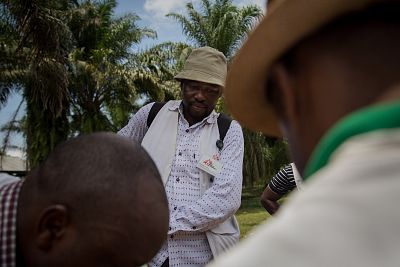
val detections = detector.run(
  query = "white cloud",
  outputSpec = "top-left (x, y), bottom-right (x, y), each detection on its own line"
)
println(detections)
top-left (144, 0), bottom-right (264, 21)
top-left (233, 0), bottom-right (266, 7)
top-left (144, 0), bottom-right (191, 19)
top-left (140, 0), bottom-right (265, 46)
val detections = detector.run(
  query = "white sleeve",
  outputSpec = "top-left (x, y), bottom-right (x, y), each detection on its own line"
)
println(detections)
top-left (117, 102), bottom-right (154, 143)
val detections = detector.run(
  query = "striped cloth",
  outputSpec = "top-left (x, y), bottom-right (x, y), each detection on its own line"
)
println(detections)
top-left (0, 180), bottom-right (23, 267)
top-left (268, 164), bottom-right (296, 195)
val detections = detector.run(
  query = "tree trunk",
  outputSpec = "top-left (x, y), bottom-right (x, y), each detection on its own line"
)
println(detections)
top-left (25, 86), bottom-right (69, 168)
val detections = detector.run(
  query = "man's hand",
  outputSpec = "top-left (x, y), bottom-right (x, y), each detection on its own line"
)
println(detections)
top-left (260, 186), bottom-right (282, 215)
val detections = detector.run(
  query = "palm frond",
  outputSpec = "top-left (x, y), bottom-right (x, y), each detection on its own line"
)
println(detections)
top-left (1, 98), bottom-right (24, 156)
top-left (168, 0), bottom-right (262, 58)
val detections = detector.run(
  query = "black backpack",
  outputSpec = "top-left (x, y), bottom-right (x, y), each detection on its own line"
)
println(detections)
top-left (146, 102), bottom-right (232, 151)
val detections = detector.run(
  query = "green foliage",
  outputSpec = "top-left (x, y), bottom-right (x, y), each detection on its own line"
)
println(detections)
top-left (67, 0), bottom-right (161, 134)
top-left (0, 0), bottom-right (170, 167)
top-left (25, 87), bottom-right (69, 167)
top-left (237, 185), bottom-right (270, 238)
top-left (237, 185), bottom-right (299, 238)
top-left (134, 42), bottom-right (193, 102)
top-left (265, 138), bottom-right (290, 180)
top-left (1, 0), bottom-right (73, 167)
top-left (242, 130), bottom-right (290, 187)
top-left (242, 128), bottom-right (269, 187)
top-left (168, 0), bottom-right (274, 187)
top-left (236, 209), bottom-right (268, 238)
top-left (0, 42), bottom-right (26, 108)
top-left (1, 0), bottom-right (289, 179)
top-left (0, 99), bottom-right (25, 156)
top-left (167, 0), bottom-right (262, 57)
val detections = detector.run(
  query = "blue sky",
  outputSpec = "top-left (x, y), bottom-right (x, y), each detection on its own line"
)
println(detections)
top-left (0, 0), bottom-right (265, 155)
top-left (115, 0), bottom-right (265, 48)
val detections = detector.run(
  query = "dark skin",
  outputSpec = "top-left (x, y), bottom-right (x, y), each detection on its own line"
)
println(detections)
top-left (16, 133), bottom-right (169, 267)
top-left (180, 79), bottom-right (222, 126)
top-left (260, 186), bottom-right (282, 215)
top-left (267, 12), bottom-right (400, 174)
top-left (266, 0), bottom-right (277, 9)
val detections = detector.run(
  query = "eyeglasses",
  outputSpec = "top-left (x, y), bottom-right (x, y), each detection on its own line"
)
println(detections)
top-left (183, 81), bottom-right (221, 98)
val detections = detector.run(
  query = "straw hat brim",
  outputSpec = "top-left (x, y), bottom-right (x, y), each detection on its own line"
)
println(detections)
top-left (175, 69), bottom-right (225, 87)
top-left (225, 0), bottom-right (376, 136)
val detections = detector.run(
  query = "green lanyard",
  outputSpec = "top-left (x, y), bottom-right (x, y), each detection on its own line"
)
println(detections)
top-left (304, 101), bottom-right (400, 180)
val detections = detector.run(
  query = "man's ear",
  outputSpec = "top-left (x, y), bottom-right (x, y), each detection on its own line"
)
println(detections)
top-left (269, 63), bottom-right (298, 130)
top-left (36, 205), bottom-right (69, 251)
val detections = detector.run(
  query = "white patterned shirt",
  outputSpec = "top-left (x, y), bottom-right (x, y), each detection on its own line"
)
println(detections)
top-left (118, 101), bottom-right (244, 267)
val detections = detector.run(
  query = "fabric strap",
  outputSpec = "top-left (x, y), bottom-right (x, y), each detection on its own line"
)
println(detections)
top-left (147, 102), bottom-right (232, 145)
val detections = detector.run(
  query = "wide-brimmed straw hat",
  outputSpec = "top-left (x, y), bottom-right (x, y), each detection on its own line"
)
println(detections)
top-left (175, 46), bottom-right (227, 87)
top-left (225, 0), bottom-right (377, 136)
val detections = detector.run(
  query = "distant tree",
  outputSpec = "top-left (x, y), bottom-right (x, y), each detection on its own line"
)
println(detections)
top-left (66, 0), bottom-right (161, 133)
top-left (1, 0), bottom-right (75, 167)
top-left (0, 99), bottom-right (25, 157)
top-left (0, 0), bottom-right (167, 166)
top-left (167, 0), bottom-right (261, 58)
top-left (135, 42), bottom-right (193, 103)
top-left (168, 0), bottom-right (288, 186)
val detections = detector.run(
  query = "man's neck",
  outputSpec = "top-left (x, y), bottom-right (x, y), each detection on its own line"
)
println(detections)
top-left (181, 106), bottom-right (212, 126)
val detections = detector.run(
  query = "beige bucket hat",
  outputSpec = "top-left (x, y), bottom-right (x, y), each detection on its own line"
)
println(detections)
top-left (225, 0), bottom-right (378, 136)
top-left (175, 46), bottom-right (227, 87)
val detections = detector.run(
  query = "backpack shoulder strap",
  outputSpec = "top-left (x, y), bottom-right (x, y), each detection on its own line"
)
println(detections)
top-left (217, 113), bottom-right (232, 143)
top-left (147, 102), bottom-right (166, 128)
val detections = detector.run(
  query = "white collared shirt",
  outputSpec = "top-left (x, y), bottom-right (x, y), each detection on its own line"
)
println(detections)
top-left (118, 101), bottom-right (244, 267)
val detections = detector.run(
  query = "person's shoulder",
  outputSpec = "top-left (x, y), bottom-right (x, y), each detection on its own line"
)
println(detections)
top-left (226, 119), bottom-right (242, 133)
top-left (146, 100), bottom-right (181, 113)
top-left (141, 102), bottom-right (156, 111)
top-left (220, 115), bottom-right (240, 131)
top-left (223, 118), bottom-right (243, 144)
top-left (0, 173), bottom-right (20, 187)
top-left (229, 119), bottom-right (241, 128)
top-left (134, 102), bottom-right (156, 119)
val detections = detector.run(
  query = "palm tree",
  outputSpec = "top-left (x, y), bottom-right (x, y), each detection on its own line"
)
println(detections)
top-left (167, 0), bottom-right (262, 58)
top-left (1, 0), bottom-right (75, 167)
top-left (106, 41), bottom-right (193, 129)
top-left (168, 0), bottom-right (288, 186)
top-left (0, 99), bottom-right (25, 157)
top-left (136, 42), bottom-right (193, 100)
top-left (66, 0), bottom-right (165, 133)
top-left (1, 0), bottom-right (166, 166)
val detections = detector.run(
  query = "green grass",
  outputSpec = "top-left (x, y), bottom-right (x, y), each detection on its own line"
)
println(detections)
top-left (236, 186), bottom-right (272, 238)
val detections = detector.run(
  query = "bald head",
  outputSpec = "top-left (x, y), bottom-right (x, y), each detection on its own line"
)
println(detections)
top-left (268, 2), bottom-right (400, 173)
top-left (18, 132), bottom-right (169, 267)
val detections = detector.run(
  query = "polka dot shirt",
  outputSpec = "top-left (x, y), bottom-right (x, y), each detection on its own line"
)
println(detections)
top-left (118, 101), bottom-right (244, 267)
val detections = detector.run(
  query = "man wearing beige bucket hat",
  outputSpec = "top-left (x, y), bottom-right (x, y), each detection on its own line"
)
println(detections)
top-left (119, 46), bottom-right (244, 267)
top-left (208, 0), bottom-right (400, 266)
